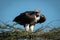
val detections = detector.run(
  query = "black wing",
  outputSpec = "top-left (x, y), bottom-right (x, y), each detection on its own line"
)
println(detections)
top-left (13, 11), bottom-right (37, 25)
top-left (37, 14), bottom-right (46, 24)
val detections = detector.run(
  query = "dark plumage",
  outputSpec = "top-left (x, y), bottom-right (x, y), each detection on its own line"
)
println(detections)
top-left (13, 11), bottom-right (46, 32)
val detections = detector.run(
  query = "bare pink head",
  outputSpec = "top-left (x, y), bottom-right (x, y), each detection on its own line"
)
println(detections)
top-left (35, 9), bottom-right (40, 15)
top-left (35, 9), bottom-right (40, 13)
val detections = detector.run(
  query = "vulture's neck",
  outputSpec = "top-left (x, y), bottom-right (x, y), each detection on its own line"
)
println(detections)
top-left (35, 15), bottom-right (40, 22)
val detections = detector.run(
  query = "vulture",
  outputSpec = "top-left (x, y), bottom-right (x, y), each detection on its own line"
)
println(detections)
top-left (13, 9), bottom-right (46, 32)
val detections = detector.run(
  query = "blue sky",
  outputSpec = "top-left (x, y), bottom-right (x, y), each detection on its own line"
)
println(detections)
top-left (0, 0), bottom-right (60, 30)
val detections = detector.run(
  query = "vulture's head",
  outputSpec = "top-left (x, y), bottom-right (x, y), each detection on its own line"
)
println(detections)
top-left (35, 9), bottom-right (40, 16)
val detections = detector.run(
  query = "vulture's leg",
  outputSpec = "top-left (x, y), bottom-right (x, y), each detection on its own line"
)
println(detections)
top-left (24, 24), bottom-right (29, 32)
top-left (29, 25), bottom-right (34, 32)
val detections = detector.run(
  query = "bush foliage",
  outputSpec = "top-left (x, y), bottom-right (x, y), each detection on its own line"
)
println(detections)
top-left (0, 20), bottom-right (60, 40)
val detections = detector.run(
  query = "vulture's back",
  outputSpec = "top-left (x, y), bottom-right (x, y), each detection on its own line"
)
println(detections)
top-left (13, 11), bottom-right (36, 25)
